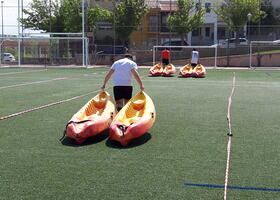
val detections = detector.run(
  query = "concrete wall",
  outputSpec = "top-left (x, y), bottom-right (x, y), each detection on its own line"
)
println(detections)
top-left (198, 52), bottom-right (280, 67)
top-left (93, 49), bottom-right (280, 67)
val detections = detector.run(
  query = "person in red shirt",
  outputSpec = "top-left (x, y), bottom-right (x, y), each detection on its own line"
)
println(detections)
top-left (161, 48), bottom-right (170, 66)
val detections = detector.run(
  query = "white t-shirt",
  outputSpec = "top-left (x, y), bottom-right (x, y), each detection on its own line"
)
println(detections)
top-left (111, 58), bottom-right (137, 86)
top-left (191, 50), bottom-right (199, 64)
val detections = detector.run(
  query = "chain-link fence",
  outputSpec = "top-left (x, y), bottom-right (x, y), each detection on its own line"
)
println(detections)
top-left (1, 1), bottom-right (280, 67)
top-left (0, 37), bottom-right (88, 67)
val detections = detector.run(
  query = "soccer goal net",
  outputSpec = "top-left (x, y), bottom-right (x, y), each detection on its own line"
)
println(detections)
top-left (152, 45), bottom-right (218, 67)
top-left (249, 41), bottom-right (280, 68)
top-left (0, 35), bottom-right (89, 68)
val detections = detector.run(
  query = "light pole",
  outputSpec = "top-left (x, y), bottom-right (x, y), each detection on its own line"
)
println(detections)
top-left (1, 1), bottom-right (3, 38)
top-left (1, 1), bottom-right (3, 66)
top-left (247, 13), bottom-right (252, 43)
top-left (247, 13), bottom-right (252, 68)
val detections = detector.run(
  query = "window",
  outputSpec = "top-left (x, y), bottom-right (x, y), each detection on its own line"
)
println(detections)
top-left (149, 15), bottom-right (158, 32)
top-left (205, 3), bottom-right (211, 13)
top-left (160, 13), bottom-right (171, 32)
top-left (97, 22), bottom-right (112, 30)
top-left (205, 27), bottom-right (210, 37)
top-left (195, 3), bottom-right (201, 9)
top-left (161, 15), bottom-right (168, 25)
top-left (218, 27), bottom-right (226, 38)
top-left (192, 28), bottom-right (202, 37)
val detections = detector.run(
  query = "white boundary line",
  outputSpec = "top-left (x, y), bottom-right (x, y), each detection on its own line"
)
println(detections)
top-left (223, 72), bottom-right (236, 200)
top-left (0, 77), bottom-right (71, 90)
top-left (0, 71), bottom-right (106, 90)
top-left (0, 73), bottom-right (148, 121)
top-left (0, 89), bottom-right (103, 121)
top-left (0, 69), bottom-right (47, 76)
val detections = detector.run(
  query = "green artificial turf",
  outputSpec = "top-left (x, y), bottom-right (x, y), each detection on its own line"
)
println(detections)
top-left (0, 67), bottom-right (279, 200)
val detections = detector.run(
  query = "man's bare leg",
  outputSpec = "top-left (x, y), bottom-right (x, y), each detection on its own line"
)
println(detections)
top-left (116, 99), bottom-right (124, 112)
top-left (124, 99), bottom-right (130, 105)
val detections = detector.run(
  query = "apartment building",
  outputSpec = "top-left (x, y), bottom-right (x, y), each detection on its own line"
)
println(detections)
top-left (129, 0), bottom-right (218, 47)
top-left (266, 0), bottom-right (280, 8)
top-left (131, 0), bottom-right (223, 47)
top-left (91, 0), bottom-right (279, 48)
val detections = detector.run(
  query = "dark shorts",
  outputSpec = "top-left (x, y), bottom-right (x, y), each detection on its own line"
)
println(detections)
top-left (191, 63), bottom-right (197, 68)
top-left (162, 58), bottom-right (169, 65)
top-left (113, 86), bottom-right (133, 101)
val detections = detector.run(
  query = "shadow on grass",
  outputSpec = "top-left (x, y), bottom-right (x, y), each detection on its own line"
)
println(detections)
top-left (177, 75), bottom-right (205, 78)
top-left (60, 129), bottom-right (109, 147)
top-left (147, 75), bottom-right (162, 77)
top-left (177, 75), bottom-right (192, 78)
top-left (192, 76), bottom-right (206, 79)
top-left (106, 133), bottom-right (152, 149)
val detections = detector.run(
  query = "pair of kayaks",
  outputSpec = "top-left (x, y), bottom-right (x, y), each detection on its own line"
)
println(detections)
top-left (150, 63), bottom-right (206, 77)
top-left (179, 64), bottom-right (206, 78)
top-left (149, 63), bottom-right (176, 77)
top-left (65, 91), bottom-right (156, 146)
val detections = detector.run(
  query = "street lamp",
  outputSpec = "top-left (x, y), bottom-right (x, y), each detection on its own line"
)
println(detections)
top-left (1, 1), bottom-right (3, 37)
top-left (247, 13), bottom-right (252, 68)
top-left (247, 13), bottom-right (252, 42)
top-left (1, 1), bottom-right (3, 66)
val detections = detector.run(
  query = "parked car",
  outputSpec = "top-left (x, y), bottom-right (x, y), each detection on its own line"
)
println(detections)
top-left (1, 53), bottom-right (16, 62)
top-left (96, 46), bottom-right (127, 55)
top-left (157, 39), bottom-right (189, 51)
top-left (272, 39), bottom-right (280, 44)
top-left (219, 38), bottom-right (248, 47)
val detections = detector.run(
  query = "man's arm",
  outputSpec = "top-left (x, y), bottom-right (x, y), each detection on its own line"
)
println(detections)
top-left (131, 69), bottom-right (144, 91)
top-left (101, 69), bottom-right (114, 90)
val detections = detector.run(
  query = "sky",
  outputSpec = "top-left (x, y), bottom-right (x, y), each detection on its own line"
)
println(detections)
top-left (1, 0), bottom-right (40, 35)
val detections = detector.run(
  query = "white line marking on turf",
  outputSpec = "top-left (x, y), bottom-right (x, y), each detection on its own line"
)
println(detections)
top-left (0, 71), bottom-right (106, 90)
top-left (0, 77), bottom-right (71, 90)
top-left (0, 69), bottom-right (47, 76)
top-left (0, 72), bottom-right (145, 121)
top-left (0, 89), bottom-right (104, 121)
top-left (224, 72), bottom-right (236, 200)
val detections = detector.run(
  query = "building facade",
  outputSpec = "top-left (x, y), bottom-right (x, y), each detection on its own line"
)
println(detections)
top-left (130, 0), bottom-right (224, 47)
top-left (91, 0), bottom-right (279, 48)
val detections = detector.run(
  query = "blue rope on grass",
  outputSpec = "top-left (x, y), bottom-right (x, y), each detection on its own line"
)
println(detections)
top-left (184, 183), bottom-right (280, 192)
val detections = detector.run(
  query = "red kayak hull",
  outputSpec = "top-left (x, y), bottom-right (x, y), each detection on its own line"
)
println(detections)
top-left (149, 64), bottom-right (163, 76)
top-left (109, 91), bottom-right (156, 146)
top-left (109, 118), bottom-right (152, 146)
top-left (65, 91), bottom-right (116, 143)
top-left (162, 64), bottom-right (176, 76)
top-left (66, 118), bottom-right (110, 144)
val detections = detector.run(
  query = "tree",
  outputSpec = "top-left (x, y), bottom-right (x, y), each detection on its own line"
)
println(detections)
top-left (22, 0), bottom-right (82, 33)
top-left (259, 1), bottom-right (280, 25)
top-left (21, 0), bottom-right (62, 32)
top-left (87, 3), bottom-right (112, 32)
top-left (22, 0), bottom-right (112, 35)
top-left (113, 0), bottom-right (148, 46)
top-left (87, 3), bottom-right (112, 53)
top-left (215, 0), bottom-right (265, 39)
top-left (167, 0), bottom-right (205, 44)
top-left (59, 0), bottom-right (82, 32)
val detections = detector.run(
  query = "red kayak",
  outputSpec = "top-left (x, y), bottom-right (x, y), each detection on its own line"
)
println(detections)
top-left (193, 64), bottom-right (206, 78)
top-left (162, 64), bottom-right (176, 76)
top-left (109, 91), bottom-right (156, 146)
top-left (65, 91), bottom-right (116, 143)
top-left (149, 63), bottom-right (163, 76)
top-left (179, 64), bottom-right (194, 77)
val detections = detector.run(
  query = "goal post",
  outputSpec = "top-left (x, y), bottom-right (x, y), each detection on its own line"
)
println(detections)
top-left (250, 41), bottom-right (280, 68)
top-left (0, 36), bottom-right (89, 68)
top-left (152, 45), bottom-right (218, 68)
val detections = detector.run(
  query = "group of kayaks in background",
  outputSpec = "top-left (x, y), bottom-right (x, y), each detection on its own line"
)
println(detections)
top-left (63, 91), bottom-right (156, 146)
top-left (149, 63), bottom-right (206, 78)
